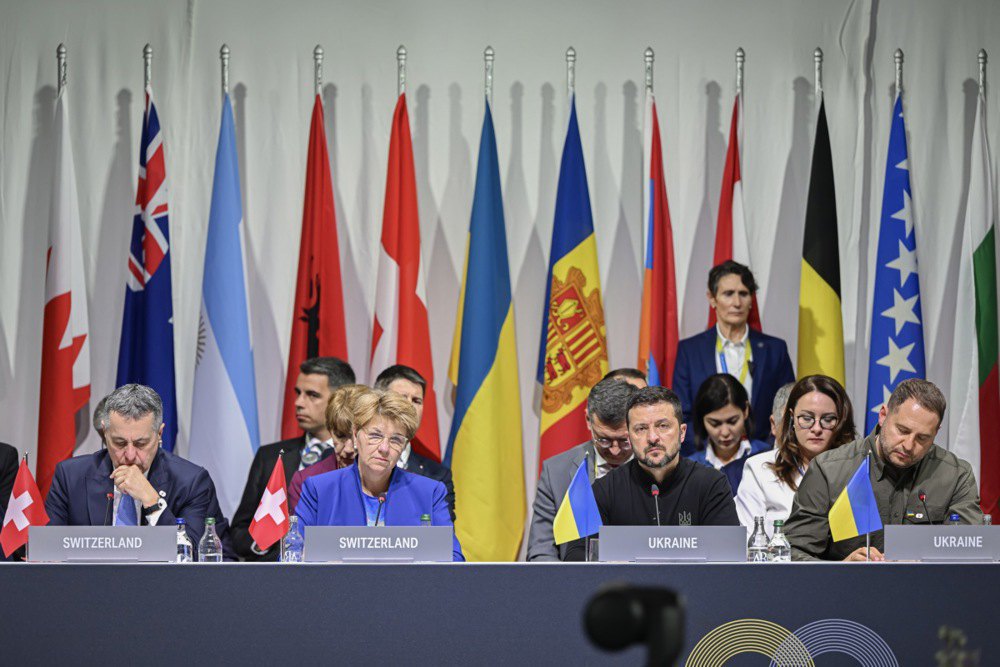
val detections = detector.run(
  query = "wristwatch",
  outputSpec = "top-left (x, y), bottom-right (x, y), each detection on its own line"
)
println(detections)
top-left (142, 497), bottom-right (167, 516)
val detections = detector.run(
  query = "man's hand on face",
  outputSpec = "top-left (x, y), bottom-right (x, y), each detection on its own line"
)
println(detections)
top-left (110, 465), bottom-right (159, 507)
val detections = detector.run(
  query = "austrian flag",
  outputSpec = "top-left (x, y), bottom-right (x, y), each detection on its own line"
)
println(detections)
top-left (249, 457), bottom-right (289, 551)
top-left (1, 459), bottom-right (49, 558)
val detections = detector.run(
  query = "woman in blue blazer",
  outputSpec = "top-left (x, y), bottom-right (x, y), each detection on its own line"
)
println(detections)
top-left (689, 373), bottom-right (770, 496)
top-left (295, 389), bottom-right (464, 561)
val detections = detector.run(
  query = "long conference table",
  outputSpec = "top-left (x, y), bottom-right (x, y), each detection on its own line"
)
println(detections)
top-left (0, 562), bottom-right (995, 665)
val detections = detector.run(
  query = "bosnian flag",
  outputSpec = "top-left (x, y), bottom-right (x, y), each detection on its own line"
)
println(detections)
top-left (37, 86), bottom-right (90, 498)
top-left (709, 92), bottom-right (761, 331)
top-left (116, 87), bottom-right (178, 452)
top-left (637, 91), bottom-right (679, 387)
top-left (370, 94), bottom-right (440, 462)
top-left (188, 93), bottom-right (260, 516)
top-left (1, 458), bottom-right (49, 558)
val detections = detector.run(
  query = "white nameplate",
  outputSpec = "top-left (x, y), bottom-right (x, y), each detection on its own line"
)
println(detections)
top-left (28, 526), bottom-right (176, 562)
top-left (304, 526), bottom-right (454, 562)
top-left (599, 526), bottom-right (746, 562)
top-left (885, 525), bottom-right (999, 562)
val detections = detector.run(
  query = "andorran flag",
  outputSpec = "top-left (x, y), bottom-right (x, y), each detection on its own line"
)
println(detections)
top-left (797, 98), bottom-right (845, 384)
top-left (536, 97), bottom-right (608, 467)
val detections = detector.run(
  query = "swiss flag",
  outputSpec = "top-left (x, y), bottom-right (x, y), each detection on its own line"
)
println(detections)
top-left (280, 94), bottom-right (348, 440)
top-left (249, 457), bottom-right (289, 551)
top-left (1, 459), bottom-right (49, 558)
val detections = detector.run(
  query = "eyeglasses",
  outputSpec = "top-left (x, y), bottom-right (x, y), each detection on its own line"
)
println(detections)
top-left (593, 436), bottom-right (631, 450)
top-left (362, 430), bottom-right (408, 451)
top-left (793, 413), bottom-right (839, 430)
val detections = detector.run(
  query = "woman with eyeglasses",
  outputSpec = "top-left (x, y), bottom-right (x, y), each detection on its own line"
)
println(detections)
top-left (295, 389), bottom-right (464, 561)
top-left (689, 374), bottom-right (771, 496)
top-left (735, 375), bottom-right (856, 531)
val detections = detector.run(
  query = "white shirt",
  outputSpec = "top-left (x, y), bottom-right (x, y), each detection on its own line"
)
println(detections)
top-left (593, 448), bottom-right (632, 480)
top-left (704, 439), bottom-right (752, 470)
top-left (112, 467), bottom-right (166, 526)
top-left (714, 324), bottom-right (753, 398)
top-left (397, 443), bottom-right (411, 470)
top-left (734, 448), bottom-right (801, 536)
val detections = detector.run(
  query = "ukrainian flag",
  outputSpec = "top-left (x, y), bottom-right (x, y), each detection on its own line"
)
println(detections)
top-left (553, 457), bottom-right (602, 545)
top-left (446, 100), bottom-right (525, 562)
top-left (537, 96), bottom-right (608, 467)
top-left (828, 457), bottom-right (883, 542)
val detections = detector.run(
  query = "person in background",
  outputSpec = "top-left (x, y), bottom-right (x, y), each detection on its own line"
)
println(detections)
top-left (672, 260), bottom-right (795, 455)
top-left (601, 367), bottom-right (648, 389)
top-left (785, 379), bottom-right (982, 561)
top-left (295, 390), bottom-right (464, 561)
top-left (689, 374), bottom-right (770, 496)
top-left (768, 383), bottom-right (795, 445)
top-left (527, 376), bottom-right (640, 561)
top-left (735, 375), bottom-right (855, 533)
top-left (0, 442), bottom-right (17, 520)
top-left (231, 356), bottom-right (355, 561)
top-left (374, 364), bottom-right (455, 520)
top-left (287, 384), bottom-right (369, 514)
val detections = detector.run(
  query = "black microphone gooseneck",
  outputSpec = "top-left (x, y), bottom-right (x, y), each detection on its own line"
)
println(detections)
top-left (374, 494), bottom-right (386, 526)
top-left (104, 492), bottom-right (114, 526)
top-left (651, 484), bottom-right (661, 527)
top-left (918, 490), bottom-right (933, 525)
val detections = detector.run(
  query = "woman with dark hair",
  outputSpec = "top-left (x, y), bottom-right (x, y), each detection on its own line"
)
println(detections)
top-left (735, 374), bottom-right (856, 531)
top-left (689, 374), bottom-right (770, 496)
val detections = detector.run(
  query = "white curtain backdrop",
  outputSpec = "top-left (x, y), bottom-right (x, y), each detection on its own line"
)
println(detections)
top-left (2, 0), bottom-right (999, 525)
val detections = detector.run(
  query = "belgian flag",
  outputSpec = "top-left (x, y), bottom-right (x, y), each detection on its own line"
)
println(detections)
top-left (797, 99), bottom-right (845, 384)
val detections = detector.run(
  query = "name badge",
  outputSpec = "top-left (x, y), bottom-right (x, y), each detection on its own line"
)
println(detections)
top-left (304, 526), bottom-right (453, 562)
top-left (884, 525), bottom-right (999, 562)
top-left (28, 526), bottom-right (176, 562)
top-left (598, 526), bottom-right (746, 562)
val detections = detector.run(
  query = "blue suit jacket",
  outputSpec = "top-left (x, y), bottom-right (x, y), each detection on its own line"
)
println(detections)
top-left (295, 463), bottom-right (464, 561)
top-left (689, 439), bottom-right (771, 496)
top-left (672, 328), bottom-right (795, 456)
top-left (45, 449), bottom-right (236, 560)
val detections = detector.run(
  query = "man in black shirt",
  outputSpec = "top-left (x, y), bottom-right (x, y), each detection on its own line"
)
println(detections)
top-left (566, 387), bottom-right (738, 560)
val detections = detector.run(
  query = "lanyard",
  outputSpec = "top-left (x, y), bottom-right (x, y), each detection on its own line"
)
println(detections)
top-left (716, 333), bottom-right (752, 384)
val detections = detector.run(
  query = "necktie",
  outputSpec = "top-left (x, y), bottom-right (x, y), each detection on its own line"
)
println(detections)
top-left (117, 492), bottom-right (138, 527)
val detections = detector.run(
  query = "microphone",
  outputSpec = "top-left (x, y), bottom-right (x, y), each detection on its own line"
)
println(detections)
top-left (651, 484), bottom-right (661, 527)
top-left (918, 490), bottom-right (933, 525)
top-left (104, 492), bottom-right (114, 526)
top-left (373, 494), bottom-right (386, 526)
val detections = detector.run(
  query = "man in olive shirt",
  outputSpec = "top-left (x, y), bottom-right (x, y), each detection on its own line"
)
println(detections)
top-left (565, 387), bottom-right (738, 560)
top-left (786, 379), bottom-right (982, 561)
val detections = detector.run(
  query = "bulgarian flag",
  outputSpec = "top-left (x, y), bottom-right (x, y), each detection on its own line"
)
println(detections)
top-left (950, 87), bottom-right (999, 516)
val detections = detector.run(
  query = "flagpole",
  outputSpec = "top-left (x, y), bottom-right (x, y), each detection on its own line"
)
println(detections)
top-left (397, 45), bottom-right (406, 97)
top-left (56, 43), bottom-right (67, 95)
top-left (894, 49), bottom-right (904, 99)
top-left (735, 47), bottom-right (745, 97)
top-left (143, 44), bottom-right (153, 93)
top-left (814, 47), bottom-right (823, 99)
top-left (979, 49), bottom-right (988, 96)
top-left (314, 45), bottom-right (323, 97)
top-left (566, 46), bottom-right (576, 101)
top-left (220, 44), bottom-right (230, 98)
top-left (644, 47), bottom-right (654, 95)
top-left (866, 449), bottom-right (871, 562)
top-left (484, 46), bottom-right (494, 108)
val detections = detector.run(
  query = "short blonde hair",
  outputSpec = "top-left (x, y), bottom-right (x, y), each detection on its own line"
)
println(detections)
top-left (353, 390), bottom-right (419, 441)
top-left (325, 385), bottom-right (372, 439)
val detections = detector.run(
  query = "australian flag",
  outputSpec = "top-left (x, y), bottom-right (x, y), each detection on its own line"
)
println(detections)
top-left (116, 89), bottom-right (178, 452)
top-left (865, 94), bottom-right (925, 434)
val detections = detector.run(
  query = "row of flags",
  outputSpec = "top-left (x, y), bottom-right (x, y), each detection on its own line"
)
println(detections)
top-left (19, 66), bottom-right (1000, 562)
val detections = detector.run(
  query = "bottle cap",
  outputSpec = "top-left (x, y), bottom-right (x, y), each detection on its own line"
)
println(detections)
top-left (772, 519), bottom-right (784, 527)
top-left (421, 513), bottom-right (431, 521)
top-left (176, 518), bottom-right (185, 525)
top-left (205, 517), bottom-right (216, 526)
top-left (949, 513), bottom-right (960, 522)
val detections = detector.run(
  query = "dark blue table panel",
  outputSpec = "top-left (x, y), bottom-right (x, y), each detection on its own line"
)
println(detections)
top-left (0, 563), bottom-right (994, 665)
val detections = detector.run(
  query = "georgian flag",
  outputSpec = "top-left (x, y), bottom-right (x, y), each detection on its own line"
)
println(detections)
top-left (1, 459), bottom-right (49, 558)
top-left (249, 456), bottom-right (289, 551)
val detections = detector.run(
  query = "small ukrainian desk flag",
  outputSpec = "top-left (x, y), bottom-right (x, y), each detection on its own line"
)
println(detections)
top-left (553, 457), bottom-right (602, 545)
top-left (828, 457), bottom-right (883, 542)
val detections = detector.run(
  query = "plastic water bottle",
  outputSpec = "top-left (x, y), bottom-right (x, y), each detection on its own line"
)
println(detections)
top-left (747, 516), bottom-right (770, 562)
top-left (420, 513), bottom-right (432, 527)
top-left (175, 518), bottom-right (193, 563)
top-left (947, 513), bottom-right (961, 526)
top-left (983, 514), bottom-right (992, 526)
top-left (767, 520), bottom-right (791, 562)
top-left (198, 517), bottom-right (223, 563)
top-left (280, 516), bottom-right (304, 563)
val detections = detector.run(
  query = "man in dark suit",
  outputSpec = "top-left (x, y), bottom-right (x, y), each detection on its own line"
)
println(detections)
top-left (374, 365), bottom-right (455, 520)
top-left (0, 442), bottom-right (18, 519)
top-left (231, 356), bottom-right (356, 561)
top-left (527, 376), bottom-right (641, 561)
top-left (45, 383), bottom-right (235, 558)
top-left (673, 260), bottom-right (795, 456)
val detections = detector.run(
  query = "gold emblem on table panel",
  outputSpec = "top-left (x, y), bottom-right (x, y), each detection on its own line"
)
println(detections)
top-left (542, 268), bottom-right (606, 414)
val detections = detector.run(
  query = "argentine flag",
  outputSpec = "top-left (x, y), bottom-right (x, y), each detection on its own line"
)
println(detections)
top-left (189, 93), bottom-right (260, 516)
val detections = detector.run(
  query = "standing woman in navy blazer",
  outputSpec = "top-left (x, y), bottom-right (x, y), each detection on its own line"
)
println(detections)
top-left (295, 389), bottom-right (464, 561)
top-left (672, 261), bottom-right (795, 456)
